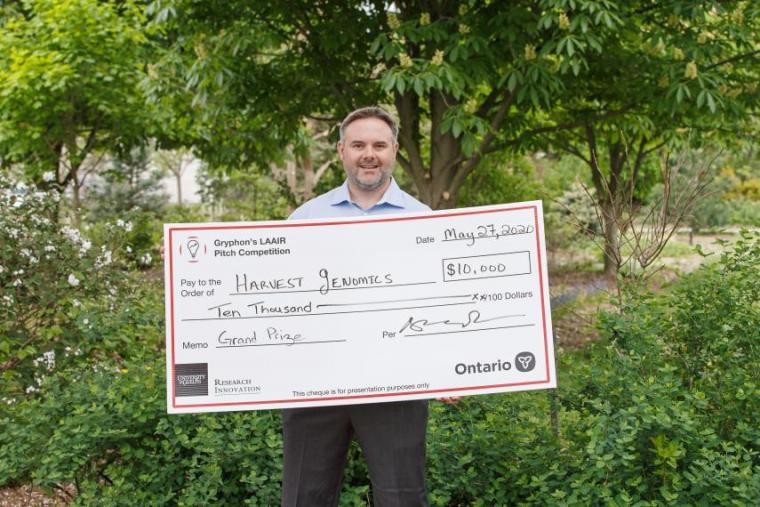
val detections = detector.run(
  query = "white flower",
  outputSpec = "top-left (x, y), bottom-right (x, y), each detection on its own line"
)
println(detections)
top-left (124, 221), bottom-right (133, 232)
top-left (0, 265), bottom-right (4, 274)
top-left (116, 219), bottom-right (125, 227)
top-left (72, 299), bottom-right (81, 307)
top-left (62, 226), bottom-right (81, 242)
top-left (42, 172), bottom-right (56, 182)
top-left (96, 250), bottom-right (112, 267)
top-left (80, 240), bottom-right (92, 253)
top-left (12, 279), bottom-right (22, 287)
top-left (126, 246), bottom-right (132, 253)
top-left (83, 318), bottom-right (89, 325)
top-left (68, 274), bottom-right (80, 287)
top-left (44, 245), bottom-right (56, 252)
top-left (139, 253), bottom-right (152, 266)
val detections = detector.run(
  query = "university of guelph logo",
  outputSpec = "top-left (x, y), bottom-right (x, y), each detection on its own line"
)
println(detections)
top-left (175, 363), bottom-right (209, 397)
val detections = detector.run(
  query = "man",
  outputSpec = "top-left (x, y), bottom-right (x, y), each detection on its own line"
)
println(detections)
top-left (284, 107), bottom-right (455, 507)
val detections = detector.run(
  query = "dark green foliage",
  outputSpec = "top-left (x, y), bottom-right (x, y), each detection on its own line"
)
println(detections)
top-left (0, 356), bottom-right (284, 506)
top-left (458, 155), bottom-right (541, 208)
top-left (1, 233), bottom-right (758, 504)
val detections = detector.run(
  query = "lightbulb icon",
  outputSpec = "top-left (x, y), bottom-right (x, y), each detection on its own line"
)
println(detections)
top-left (187, 239), bottom-right (200, 259)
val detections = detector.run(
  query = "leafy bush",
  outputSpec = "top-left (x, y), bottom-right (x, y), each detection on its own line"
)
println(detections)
top-left (728, 198), bottom-right (760, 227)
top-left (458, 155), bottom-right (541, 207)
top-left (1, 225), bottom-right (757, 505)
top-left (0, 355), bottom-right (284, 506)
top-left (0, 176), bottom-right (134, 397)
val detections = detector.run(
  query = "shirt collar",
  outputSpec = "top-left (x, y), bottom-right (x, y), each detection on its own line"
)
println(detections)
top-left (330, 178), bottom-right (406, 209)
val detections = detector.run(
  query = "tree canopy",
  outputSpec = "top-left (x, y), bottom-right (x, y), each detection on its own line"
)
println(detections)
top-left (145, 0), bottom-right (758, 209)
top-left (0, 0), bottom-right (154, 188)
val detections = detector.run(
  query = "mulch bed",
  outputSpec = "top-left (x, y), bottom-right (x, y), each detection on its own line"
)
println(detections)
top-left (0, 485), bottom-right (73, 506)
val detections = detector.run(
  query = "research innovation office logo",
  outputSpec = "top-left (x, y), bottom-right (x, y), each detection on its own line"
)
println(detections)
top-left (175, 363), bottom-right (209, 397)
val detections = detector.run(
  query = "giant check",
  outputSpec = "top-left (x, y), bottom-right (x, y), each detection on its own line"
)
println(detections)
top-left (164, 201), bottom-right (556, 414)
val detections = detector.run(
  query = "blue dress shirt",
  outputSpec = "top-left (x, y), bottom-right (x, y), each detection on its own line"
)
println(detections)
top-left (288, 178), bottom-right (431, 219)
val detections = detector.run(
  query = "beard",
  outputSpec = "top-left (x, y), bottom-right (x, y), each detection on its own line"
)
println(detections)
top-left (349, 167), bottom-right (390, 191)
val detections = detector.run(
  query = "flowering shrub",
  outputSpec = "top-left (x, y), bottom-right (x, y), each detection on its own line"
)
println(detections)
top-left (1, 178), bottom-right (757, 504)
top-left (0, 175), bottom-right (133, 399)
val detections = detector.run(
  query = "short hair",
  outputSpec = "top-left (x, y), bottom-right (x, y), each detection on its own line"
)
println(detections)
top-left (339, 106), bottom-right (399, 142)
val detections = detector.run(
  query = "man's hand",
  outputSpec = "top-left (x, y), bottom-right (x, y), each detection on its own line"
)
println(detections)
top-left (436, 397), bottom-right (461, 405)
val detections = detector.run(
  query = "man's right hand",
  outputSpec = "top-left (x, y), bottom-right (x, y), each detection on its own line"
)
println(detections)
top-left (436, 397), bottom-right (461, 405)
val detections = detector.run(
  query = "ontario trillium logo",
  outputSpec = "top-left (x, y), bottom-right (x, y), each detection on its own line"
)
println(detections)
top-left (514, 352), bottom-right (536, 372)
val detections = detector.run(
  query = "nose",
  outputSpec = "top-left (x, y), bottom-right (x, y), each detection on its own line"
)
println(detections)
top-left (360, 146), bottom-right (377, 160)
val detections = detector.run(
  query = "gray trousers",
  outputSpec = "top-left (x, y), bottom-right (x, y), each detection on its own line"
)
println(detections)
top-left (281, 400), bottom-right (429, 507)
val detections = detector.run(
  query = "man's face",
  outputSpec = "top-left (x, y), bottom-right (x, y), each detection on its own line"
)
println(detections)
top-left (338, 117), bottom-right (398, 192)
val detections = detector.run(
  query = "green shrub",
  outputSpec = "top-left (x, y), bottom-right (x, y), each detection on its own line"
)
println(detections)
top-left (1, 226), bottom-right (757, 505)
top-left (458, 155), bottom-right (541, 207)
top-left (0, 176), bottom-right (134, 397)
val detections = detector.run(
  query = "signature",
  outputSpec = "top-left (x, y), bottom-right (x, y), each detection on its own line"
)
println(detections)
top-left (399, 310), bottom-right (512, 334)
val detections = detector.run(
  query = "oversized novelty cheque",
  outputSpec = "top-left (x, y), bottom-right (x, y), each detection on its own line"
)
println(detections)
top-left (164, 201), bottom-right (556, 414)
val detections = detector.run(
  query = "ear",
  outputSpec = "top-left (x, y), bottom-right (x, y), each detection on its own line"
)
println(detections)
top-left (337, 141), bottom-right (345, 159)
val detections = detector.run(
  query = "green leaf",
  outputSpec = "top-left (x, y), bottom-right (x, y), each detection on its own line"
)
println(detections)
top-left (696, 90), bottom-right (706, 108)
top-left (452, 119), bottom-right (463, 138)
top-left (413, 77), bottom-right (424, 96)
top-left (507, 72), bottom-right (518, 92)
top-left (383, 73), bottom-right (397, 93)
top-left (706, 92), bottom-right (716, 113)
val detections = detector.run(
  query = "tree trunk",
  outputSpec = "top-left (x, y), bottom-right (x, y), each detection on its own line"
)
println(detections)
top-left (395, 91), bottom-right (464, 210)
top-left (302, 153), bottom-right (315, 202)
top-left (175, 171), bottom-right (183, 206)
top-left (71, 168), bottom-right (82, 228)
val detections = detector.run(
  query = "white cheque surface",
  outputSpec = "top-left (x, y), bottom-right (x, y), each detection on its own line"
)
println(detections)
top-left (164, 201), bottom-right (556, 414)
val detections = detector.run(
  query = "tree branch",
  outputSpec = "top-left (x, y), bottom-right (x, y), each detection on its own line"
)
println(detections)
top-left (704, 49), bottom-right (760, 71)
top-left (447, 89), bottom-right (516, 193)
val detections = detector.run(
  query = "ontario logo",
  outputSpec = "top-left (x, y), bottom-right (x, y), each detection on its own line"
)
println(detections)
top-left (514, 352), bottom-right (536, 372)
